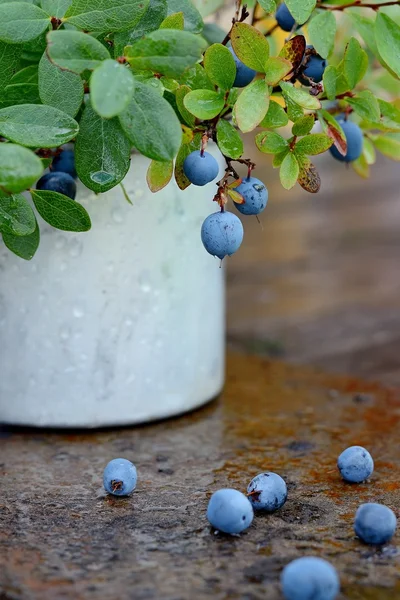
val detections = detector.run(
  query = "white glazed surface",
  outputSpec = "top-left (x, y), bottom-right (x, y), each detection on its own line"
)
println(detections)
top-left (0, 152), bottom-right (225, 427)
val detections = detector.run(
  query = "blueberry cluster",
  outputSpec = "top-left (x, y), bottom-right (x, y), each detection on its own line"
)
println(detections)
top-left (36, 148), bottom-right (78, 200)
top-left (183, 150), bottom-right (268, 261)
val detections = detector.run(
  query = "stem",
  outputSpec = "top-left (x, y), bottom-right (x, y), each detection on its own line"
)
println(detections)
top-left (317, 0), bottom-right (399, 10)
top-left (221, 2), bottom-right (250, 46)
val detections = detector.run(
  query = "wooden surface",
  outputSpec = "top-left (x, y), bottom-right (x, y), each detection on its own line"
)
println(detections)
top-left (227, 144), bottom-right (400, 386)
top-left (1, 353), bottom-right (400, 600)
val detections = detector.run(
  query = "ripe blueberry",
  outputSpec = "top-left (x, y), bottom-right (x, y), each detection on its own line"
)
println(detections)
top-left (275, 3), bottom-right (306, 32)
top-left (228, 47), bottom-right (256, 88)
top-left (300, 46), bottom-right (327, 85)
top-left (51, 149), bottom-right (77, 179)
top-left (329, 119), bottom-right (363, 163)
top-left (247, 472), bottom-right (287, 512)
top-left (103, 458), bottom-right (137, 496)
top-left (235, 176), bottom-right (268, 216)
top-left (183, 151), bottom-right (219, 186)
top-left (281, 556), bottom-right (340, 600)
top-left (36, 172), bottom-right (77, 200)
top-left (207, 488), bottom-right (254, 534)
top-left (337, 445), bottom-right (374, 483)
top-left (201, 210), bottom-right (244, 260)
top-left (354, 503), bottom-right (397, 545)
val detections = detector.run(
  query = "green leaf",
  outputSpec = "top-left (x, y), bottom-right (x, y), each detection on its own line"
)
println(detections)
top-left (379, 99), bottom-right (400, 130)
top-left (46, 30), bottom-right (110, 73)
top-left (258, 0), bottom-right (276, 14)
top-left (31, 189), bottom-right (91, 231)
top-left (255, 131), bottom-right (288, 154)
top-left (90, 60), bottom-right (134, 119)
top-left (373, 135), bottom-right (400, 161)
top-left (352, 152), bottom-right (369, 179)
top-left (119, 80), bottom-right (182, 161)
top-left (375, 12), bottom-right (400, 79)
top-left (179, 63), bottom-right (214, 90)
top-left (292, 114), bottom-right (315, 136)
top-left (2, 219), bottom-right (40, 260)
top-left (166, 0), bottom-right (203, 33)
top-left (308, 10), bottom-right (336, 58)
top-left (363, 136), bottom-right (376, 165)
top-left (0, 143), bottom-right (43, 193)
top-left (322, 64), bottom-right (349, 101)
top-left (125, 29), bottom-right (207, 78)
top-left (63, 0), bottom-right (149, 32)
top-left (346, 90), bottom-right (380, 122)
top-left (280, 152), bottom-right (299, 190)
top-left (174, 132), bottom-right (201, 190)
top-left (0, 42), bottom-right (22, 92)
top-left (192, 0), bottom-right (223, 19)
top-left (183, 89), bottom-right (224, 120)
top-left (204, 43), bottom-right (235, 90)
top-left (216, 119), bottom-right (243, 159)
top-left (264, 57), bottom-right (292, 86)
top-left (146, 159), bottom-right (173, 192)
top-left (284, 0), bottom-right (316, 24)
top-left (234, 79), bottom-right (270, 133)
top-left (159, 11), bottom-right (184, 29)
top-left (75, 104), bottom-right (131, 192)
top-left (348, 11), bottom-right (397, 78)
top-left (283, 93), bottom-right (304, 122)
top-left (342, 37), bottom-right (368, 88)
top-left (0, 104), bottom-right (79, 147)
top-left (295, 133), bottom-right (333, 155)
top-left (317, 109), bottom-right (347, 155)
top-left (0, 3), bottom-right (50, 44)
top-left (0, 192), bottom-right (36, 235)
top-left (38, 52), bottom-right (83, 117)
top-left (113, 0), bottom-right (167, 57)
top-left (0, 65), bottom-right (40, 108)
top-left (280, 81), bottom-right (321, 110)
top-left (231, 22), bottom-right (269, 72)
top-left (272, 148), bottom-right (289, 167)
top-left (259, 99), bottom-right (289, 128)
top-left (41, 0), bottom-right (71, 17)
top-left (8, 65), bottom-right (38, 85)
top-left (175, 85), bottom-right (195, 126)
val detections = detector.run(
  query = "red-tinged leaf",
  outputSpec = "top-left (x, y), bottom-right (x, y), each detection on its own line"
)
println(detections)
top-left (227, 178), bottom-right (243, 189)
top-left (279, 35), bottom-right (306, 79)
top-left (296, 153), bottom-right (321, 193)
top-left (228, 189), bottom-right (244, 204)
top-left (146, 160), bottom-right (173, 192)
top-left (317, 109), bottom-right (347, 156)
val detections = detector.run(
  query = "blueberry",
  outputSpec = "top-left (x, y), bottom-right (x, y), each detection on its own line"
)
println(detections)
top-left (51, 149), bottom-right (77, 179)
top-left (281, 556), bottom-right (340, 600)
top-left (329, 119), bottom-right (363, 163)
top-left (247, 472), bottom-right (287, 512)
top-left (228, 47), bottom-right (256, 88)
top-left (207, 488), bottom-right (254, 534)
top-left (36, 171), bottom-right (77, 200)
top-left (201, 210), bottom-right (244, 260)
top-left (103, 458), bottom-right (137, 496)
top-left (275, 3), bottom-right (306, 32)
top-left (300, 46), bottom-right (327, 85)
top-left (183, 151), bottom-right (219, 186)
top-left (337, 445), bottom-right (374, 483)
top-left (354, 503), bottom-right (397, 545)
top-left (235, 176), bottom-right (268, 216)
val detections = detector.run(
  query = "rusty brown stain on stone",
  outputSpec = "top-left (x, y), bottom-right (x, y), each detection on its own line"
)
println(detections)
top-left (0, 352), bottom-right (399, 599)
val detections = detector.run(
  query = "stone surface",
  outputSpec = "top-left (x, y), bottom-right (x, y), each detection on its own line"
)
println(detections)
top-left (1, 353), bottom-right (400, 599)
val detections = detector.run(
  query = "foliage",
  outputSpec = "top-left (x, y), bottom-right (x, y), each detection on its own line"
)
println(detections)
top-left (0, 0), bottom-right (399, 259)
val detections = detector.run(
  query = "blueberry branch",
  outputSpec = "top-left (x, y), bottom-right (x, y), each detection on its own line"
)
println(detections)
top-left (316, 0), bottom-right (399, 10)
top-left (221, 1), bottom-right (250, 46)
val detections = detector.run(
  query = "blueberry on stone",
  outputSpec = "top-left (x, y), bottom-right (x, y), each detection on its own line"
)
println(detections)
top-left (103, 458), bottom-right (137, 496)
top-left (207, 488), bottom-right (254, 534)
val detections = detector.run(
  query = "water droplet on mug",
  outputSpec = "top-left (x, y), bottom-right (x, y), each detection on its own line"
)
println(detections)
top-left (59, 326), bottom-right (70, 341)
top-left (73, 306), bottom-right (84, 318)
top-left (112, 208), bottom-right (124, 223)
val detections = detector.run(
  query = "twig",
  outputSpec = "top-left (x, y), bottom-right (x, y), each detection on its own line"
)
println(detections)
top-left (317, 0), bottom-right (399, 10)
top-left (221, 2), bottom-right (250, 46)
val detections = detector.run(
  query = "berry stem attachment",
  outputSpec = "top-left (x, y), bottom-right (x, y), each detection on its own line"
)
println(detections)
top-left (221, 1), bottom-right (250, 46)
top-left (200, 133), bottom-right (208, 157)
